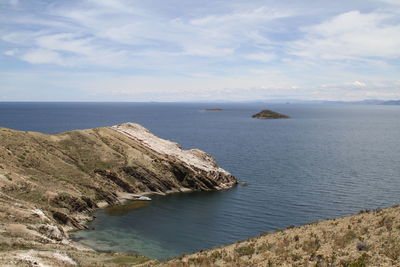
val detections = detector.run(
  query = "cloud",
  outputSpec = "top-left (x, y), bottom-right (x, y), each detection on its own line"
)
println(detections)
top-left (0, 0), bottom-right (18, 6)
top-left (351, 81), bottom-right (367, 87)
top-left (1, 1), bottom-right (294, 67)
top-left (35, 33), bottom-right (95, 56)
top-left (189, 6), bottom-right (291, 26)
top-left (291, 10), bottom-right (400, 60)
top-left (3, 49), bottom-right (17, 56)
top-left (20, 49), bottom-right (64, 65)
top-left (317, 80), bottom-right (400, 100)
top-left (0, 0), bottom-right (399, 101)
top-left (2, 31), bottom-right (130, 67)
top-left (380, 0), bottom-right (400, 6)
top-left (244, 52), bottom-right (276, 62)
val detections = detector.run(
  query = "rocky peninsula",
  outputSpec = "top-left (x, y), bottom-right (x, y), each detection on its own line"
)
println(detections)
top-left (252, 109), bottom-right (290, 119)
top-left (0, 123), bottom-right (236, 266)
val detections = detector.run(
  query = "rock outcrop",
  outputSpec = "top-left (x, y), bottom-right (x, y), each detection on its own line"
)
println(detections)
top-left (252, 109), bottom-right (289, 119)
top-left (0, 123), bottom-right (237, 266)
top-left (112, 123), bottom-right (235, 190)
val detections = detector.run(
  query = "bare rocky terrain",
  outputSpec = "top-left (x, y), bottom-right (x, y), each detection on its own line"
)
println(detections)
top-left (0, 123), bottom-right (236, 266)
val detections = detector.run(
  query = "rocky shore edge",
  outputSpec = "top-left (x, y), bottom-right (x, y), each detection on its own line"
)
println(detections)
top-left (0, 123), bottom-right (237, 266)
top-left (143, 205), bottom-right (400, 266)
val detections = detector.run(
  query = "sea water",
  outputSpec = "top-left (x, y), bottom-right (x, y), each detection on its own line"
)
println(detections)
top-left (1, 102), bottom-right (399, 259)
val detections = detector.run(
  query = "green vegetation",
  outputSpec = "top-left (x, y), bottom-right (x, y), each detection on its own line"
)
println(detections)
top-left (107, 254), bottom-right (149, 265)
top-left (348, 253), bottom-right (370, 267)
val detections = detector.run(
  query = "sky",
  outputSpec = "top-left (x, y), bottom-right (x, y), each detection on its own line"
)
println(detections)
top-left (1, 0), bottom-right (400, 102)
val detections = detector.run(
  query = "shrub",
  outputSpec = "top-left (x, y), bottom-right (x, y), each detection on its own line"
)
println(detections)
top-left (209, 251), bottom-right (223, 262)
top-left (348, 253), bottom-right (369, 267)
top-left (382, 237), bottom-right (400, 260)
top-left (356, 241), bottom-right (368, 251)
top-left (235, 244), bottom-right (255, 257)
top-left (334, 230), bottom-right (356, 248)
top-left (302, 238), bottom-right (320, 254)
top-left (257, 242), bottom-right (273, 253)
top-left (378, 216), bottom-right (394, 231)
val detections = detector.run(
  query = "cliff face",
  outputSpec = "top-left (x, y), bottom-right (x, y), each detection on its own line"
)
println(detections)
top-left (0, 123), bottom-right (236, 266)
top-left (112, 123), bottom-right (235, 191)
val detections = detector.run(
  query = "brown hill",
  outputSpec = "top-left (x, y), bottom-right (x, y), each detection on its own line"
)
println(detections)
top-left (0, 123), bottom-right (236, 266)
top-left (145, 206), bottom-right (400, 266)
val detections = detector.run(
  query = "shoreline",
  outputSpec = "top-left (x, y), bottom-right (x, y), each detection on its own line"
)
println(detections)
top-left (0, 123), bottom-right (237, 266)
top-left (141, 204), bottom-right (400, 266)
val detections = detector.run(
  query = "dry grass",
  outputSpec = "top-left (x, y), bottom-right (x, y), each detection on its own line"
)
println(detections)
top-left (141, 206), bottom-right (400, 267)
top-left (0, 125), bottom-right (235, 267)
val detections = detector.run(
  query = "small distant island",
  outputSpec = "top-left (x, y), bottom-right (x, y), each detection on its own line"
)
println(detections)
top-left (252, 109), bottom-right (290, 119)
top-left (205, 108), bottom-right (224, 111)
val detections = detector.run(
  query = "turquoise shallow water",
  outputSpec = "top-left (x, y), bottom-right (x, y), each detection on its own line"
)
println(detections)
top-left (1, 102), bottom-right (400, 259)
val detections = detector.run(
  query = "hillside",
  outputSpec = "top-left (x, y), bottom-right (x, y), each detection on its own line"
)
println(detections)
top-left (0, 123), bottom-right (236, 266)
top-left (145, 206), bottom-right (400, 266)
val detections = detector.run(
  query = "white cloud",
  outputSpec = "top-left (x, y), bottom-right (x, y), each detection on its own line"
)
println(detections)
top-left (1, 1), bottom-right (399, 101)
top-left (2, 31), bottom-right (43, 44)
top-left (41, 3), bottom-right (293, 59)
top-left (0, 2), bottom-right (294, 66)
top-left (351, 81), bottom-right (367, 87)
top-left (317, 80), bottom-right (400, 100)
top-left (86, 0), bottom-right (130, 11)
top-left (35, 33), bottom-right (95, 56)
top-left (4, 31), bottom-right (130, 67)
top-left (3, 49), bottom-right (17, 56)
top-left (291, 10), bottom-right (400, 60)
top-left (244, 52), bottom-right (276, 62)
top-left (20, 49), bottom-right (64, 65)
top-left (189, 7), bottom-right (291, 26)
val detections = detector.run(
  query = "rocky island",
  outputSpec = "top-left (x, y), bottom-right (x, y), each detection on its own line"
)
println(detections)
top-left (0, 123), bottom-right (236, 266)
top-left (252, 109), bottom-right (290, 119)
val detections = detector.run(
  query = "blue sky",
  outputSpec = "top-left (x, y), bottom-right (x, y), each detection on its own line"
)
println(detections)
top-left (1, 0), bottom-right (399, 101)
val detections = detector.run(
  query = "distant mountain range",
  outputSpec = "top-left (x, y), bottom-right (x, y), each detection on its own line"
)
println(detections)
top-left (324, 99), bottom-right (400, 105)
top-left (256, 99), bottom-right (400, 105)
top-left (380, 100), bottom-right (400, 105)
